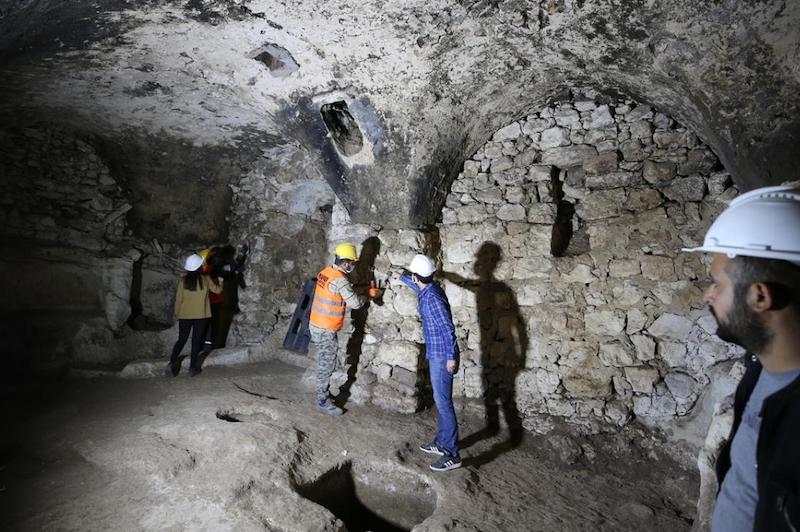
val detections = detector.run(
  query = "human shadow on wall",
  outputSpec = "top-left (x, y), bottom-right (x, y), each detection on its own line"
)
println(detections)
top-left (336, 236), bottom-right (381, 408)
top-left (442, 241), bottom-right (528, 468)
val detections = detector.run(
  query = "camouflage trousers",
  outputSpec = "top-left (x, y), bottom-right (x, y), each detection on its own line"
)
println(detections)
top-left (310, 325), bottom-right (338, 403)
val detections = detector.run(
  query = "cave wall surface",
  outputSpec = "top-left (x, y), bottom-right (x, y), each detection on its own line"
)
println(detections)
top-left (0, 0), bottom-right (798, 460)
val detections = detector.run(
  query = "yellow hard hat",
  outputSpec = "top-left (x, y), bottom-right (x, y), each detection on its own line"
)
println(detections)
top-left (334, 242), bottom-right (358, 261)
top-left (198, 248), bottom-right (211, 261)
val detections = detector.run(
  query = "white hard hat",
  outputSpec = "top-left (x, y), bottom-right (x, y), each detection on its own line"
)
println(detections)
top-left (184, 254), bottom-right (204, 272)
top-left (682, 185), bottom-right (800, 266)
top-left (408, 254), bottom-right (436, 277)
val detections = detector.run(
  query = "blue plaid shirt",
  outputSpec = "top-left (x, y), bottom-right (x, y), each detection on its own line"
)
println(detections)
top-left (400, 274), bottom-right (459, 361)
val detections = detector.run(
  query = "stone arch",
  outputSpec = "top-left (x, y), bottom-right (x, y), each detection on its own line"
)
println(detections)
top-left (437, 88), bottom-right (741, 443)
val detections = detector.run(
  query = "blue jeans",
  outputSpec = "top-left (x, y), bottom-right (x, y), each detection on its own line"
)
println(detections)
top-left (429, 357), bottom-right (459, 457)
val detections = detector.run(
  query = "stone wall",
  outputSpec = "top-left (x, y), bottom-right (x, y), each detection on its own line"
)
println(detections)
top-left (285, 200), bottom-right (438, 413)
top-left (436, 92), bottom-right (742, 444)
top-left (226, 145), bottom-right (336, 352)
top-left (0, 126), bottom-right (187, 369)
top-left (0, 127), bottom-right (129, 251)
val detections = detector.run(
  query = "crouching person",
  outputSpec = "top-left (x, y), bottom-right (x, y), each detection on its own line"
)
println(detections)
top-left (399, 254), bottom-right (462, 472)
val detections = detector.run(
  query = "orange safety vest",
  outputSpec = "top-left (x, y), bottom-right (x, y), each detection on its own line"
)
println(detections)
top-left (309, 266), bottom-right (347, 331)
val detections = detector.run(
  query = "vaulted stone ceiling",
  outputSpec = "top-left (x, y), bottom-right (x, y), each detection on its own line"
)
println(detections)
top-left (1, 0), bottom-right (798, 232)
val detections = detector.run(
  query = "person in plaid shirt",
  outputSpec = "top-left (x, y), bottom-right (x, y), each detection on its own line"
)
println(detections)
top-left (399, 254), bottom-right (462, 471)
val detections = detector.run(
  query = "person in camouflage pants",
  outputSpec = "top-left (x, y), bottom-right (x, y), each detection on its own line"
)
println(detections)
top-left (311, 326), bottom-right (340, 405)
top-left (308, 243), bottom-right (380, 415)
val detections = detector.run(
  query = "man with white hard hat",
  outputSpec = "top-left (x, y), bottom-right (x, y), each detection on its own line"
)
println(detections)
top-left (399, 254), bottom-right (462, 472)
top-left (683, 185), bottom-right (800, 531)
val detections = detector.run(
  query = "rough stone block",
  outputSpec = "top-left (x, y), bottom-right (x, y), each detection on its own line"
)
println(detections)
top-left (664, 371), bottom-right (698, 403)
top-left (463, 160), bottom-right (481, 177)
top-left (504, 185), bottom-right (526, 204)
top-left (473, 188), bottom-right (504, 204)
top-left (582, 151), bottom-right (620, 174)
top-left (539, 127), bottom-right (570, 149)
top-left (625, 105), bottom-right (653, 122)
top-left (516, 368), bottom-right (560, 396)
top-left (707, 172), bottom-right (732, 195)
top-left (577, 189), bottom-right (625, 220)
top-left (629, 120), bottom-right (652, 140)
top-left (563, 354), bottom-right (612, 399)
top-left (608, 259), bottom-right (640, 278)
top-left (611, 281), bottom-right (645, 306)
top-left (511, 257), bottom-right (553, 279)
top-left (541, 145), bottom-right (598, 168)
top-left (643, 161), bottom-right (676, 184)
top-left (659, 341), bottom-right (688, 367)
top-left (526, 203), bottom-right (557, 224)
top-left (391, 366), bottom-right (418, 388)
top-left (640, 255), bottom-right (676, 281)
top-left (678, 149), bottom-right (719, 175)
top-left (455, 204), bottom-right (489, 223)
top-left (584, 309), bottom-right (626, 335)
top-left (493, 122), bottom-right (522, 141)
top-left (522, 118), bottom-right (554, 134)
top-left (490, 156), bottom-right (514, 173)
top-left (625, 188), bottom-right (663, 212)
top-left (376, 341), bottom-right (419, 372)
top-left (585, 171), bottom-right (639, 189)
top-left (661, 175), bottom-right (706, 202)
top-left (631, 334), bottom-right (656, 361)
top-left (392, 290), bottom-right (419, 317)
top-left (648, 313), bottom-right (693, 340)
top-left (561, 264), bottom-right (595, 284)
top-left (620, 139), bottom-right (646, 161)
top-left (463, 366), bottom-right (484, 398)
top-left (496, 204), bottom-right (526, 221)
top-left (514, 148), bottom-right (538, 168)
top-left (554, 108), bottom-right (581, 127)
top-left (626, 308), bottom-right (648, 334)
top-left (526, 224), bottom-right (553, 254)
top-left (624, 367), bottom-right (659, 394)
top-left (599, 342), bottom-right (636, 367)
top-left (528, 165), bottom-right (555, 182)
top-left (584, 105), bottom-right (614, 129)
top-left (653, 130), bottom-right (683, 148)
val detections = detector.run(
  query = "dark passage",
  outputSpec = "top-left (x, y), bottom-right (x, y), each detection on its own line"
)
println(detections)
top-left (320, 101), bottom-right (364, 156)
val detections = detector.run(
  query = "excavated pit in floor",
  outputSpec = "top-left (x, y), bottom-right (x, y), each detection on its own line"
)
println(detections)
top-left (295, 461), bottom-right (437, 532)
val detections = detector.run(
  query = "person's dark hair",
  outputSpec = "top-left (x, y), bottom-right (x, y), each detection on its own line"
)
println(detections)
top-left (727, 256), bottom-right (800, 311)
top-left (183, 270), bottom-right (204, 291)
top-left (414, 273), bottom-right (434, 285)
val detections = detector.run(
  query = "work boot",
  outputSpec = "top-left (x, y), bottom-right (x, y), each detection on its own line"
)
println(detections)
top-left (430, 454), bottom-right (462, 472)
top-left (317, 399), bottom-right (343, 416)
top-left (419, 441), bottom-right (445, 455)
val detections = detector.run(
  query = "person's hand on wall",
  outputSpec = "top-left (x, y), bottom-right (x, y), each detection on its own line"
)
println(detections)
top-left (447, 360), bottom-right (457, 374)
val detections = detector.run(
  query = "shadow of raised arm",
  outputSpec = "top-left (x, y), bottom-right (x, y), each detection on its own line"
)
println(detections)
top-left (441, 270), bottom-right (480, 293)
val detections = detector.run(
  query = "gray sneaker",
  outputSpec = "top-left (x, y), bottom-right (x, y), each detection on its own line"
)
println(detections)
top-left (419, 441), bottom-right (445, 455)
top-left (430, 454), bottom-right (462, 472)
top-left (318, 400), bottom-right (343, 416)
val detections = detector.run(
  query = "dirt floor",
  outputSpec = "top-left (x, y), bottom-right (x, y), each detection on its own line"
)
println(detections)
top-left (0, 361), bottom-right (698, 531)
